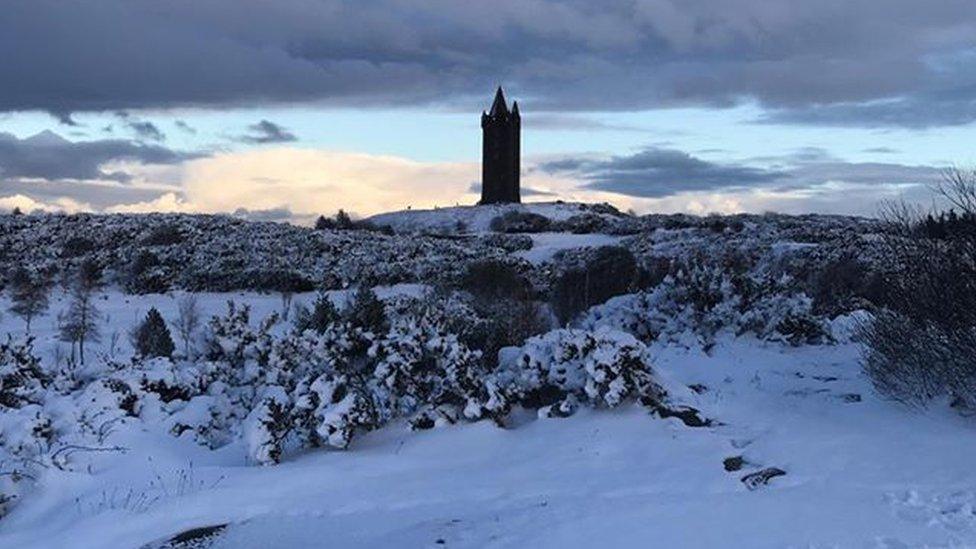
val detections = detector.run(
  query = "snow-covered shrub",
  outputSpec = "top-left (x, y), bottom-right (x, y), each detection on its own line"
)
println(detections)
top-left (131, 357), bottom-right (203, 404)
top-left (292, 293), bottom-right (339, 335)
top-left (344, 287), bottom-right (388, 334)
top-left (504, 327), bottom-right (668, 412)
top-left (0, 336), bottom-right (47, 409)
top-left (244, 387), bottom-right (292, 465)
top-left (489, 211), bottom-right (551, 233)
top-left (580, 277), bottom-right (829, 349)
top-left (0, 405), bottom-right (54, 516)
top-left (478, 233), bottom-right (533, 252)
top-left (553, 213), bottom-right (608, 234)
top-left (307, 374), bottom-right (380, 450)
top-left (202, 301), bottom-right (277, 370)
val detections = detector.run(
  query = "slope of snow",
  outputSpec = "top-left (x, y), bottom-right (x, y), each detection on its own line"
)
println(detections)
top-left (515, 233), bottom-right (623, 264)
top-left (2, 326), bottom-right (975, 548)
top-left (367, 202), bottom-right (623, 234)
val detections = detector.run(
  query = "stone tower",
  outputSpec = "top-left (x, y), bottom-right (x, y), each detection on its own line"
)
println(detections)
top-left (481, 87), bottom-right (521, 204)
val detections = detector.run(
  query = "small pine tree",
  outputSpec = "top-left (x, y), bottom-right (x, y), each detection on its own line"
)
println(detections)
top-left (294, 293), bottom-right (339, 334)
top-left (345, 286), bottom-right (387, 333)
top-left (132, 307), bottom-right (175, 359)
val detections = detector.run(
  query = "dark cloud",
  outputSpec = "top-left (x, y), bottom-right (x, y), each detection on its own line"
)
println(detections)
top-left (116, 111), bottom-right (166, 142)
top-left (0, 130), bottom-right (194, 182)
top-left (541, 148), bottom-right (787, 197)
top-left (174, 120), bottom-right (197, 134)
top-left (543, 147), bottom-right (943, 199)
top-left (3, 1), bottom-right (976, 127)
top-left (238, 120), bottom-right (297, 144)
top-left (50, 111), bottom-right (79, 127)
top-left (759, 96), bottom-right (976, 128)
top-left (127, 121), bottom-right (165, 142)
top-left (786, 161), bottom-right (943, 189)
top-left (863, 147), bottom-right (900, 154)
top-left (0, 178), bottom-right (177, 210)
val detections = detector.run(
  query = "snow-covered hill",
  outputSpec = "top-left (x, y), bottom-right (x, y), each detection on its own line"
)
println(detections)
top-left (0, 208), bottom-right (970, 548)
top-left (367, 201), bottom-right (629, 234)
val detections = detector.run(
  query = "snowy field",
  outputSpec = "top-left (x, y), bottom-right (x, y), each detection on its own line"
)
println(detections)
top-left (0, 291), bottom-right (974, 547)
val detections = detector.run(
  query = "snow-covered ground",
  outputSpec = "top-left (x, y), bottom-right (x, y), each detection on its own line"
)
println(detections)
top-left (0, 210), bottom-right (972, 548)
top-left (1, 290), bottom-right (974, 547)
top-left (515, 233), bottom-right (623, 264)
top-left (367, 201), bottom-right (623, 233)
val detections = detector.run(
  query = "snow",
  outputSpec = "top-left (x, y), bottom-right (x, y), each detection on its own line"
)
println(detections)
top-left (2, 316), bottom-right (976, 547)
top-left (367, 202), bottom-right (623, 234)
top-left (515, 233), bottom-right (622, 264)
top-left (0, 211), bottom-right (972, 548)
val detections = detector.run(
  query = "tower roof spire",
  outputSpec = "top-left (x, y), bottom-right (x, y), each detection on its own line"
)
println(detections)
top-left (489, 86), bottom-right (509, 116)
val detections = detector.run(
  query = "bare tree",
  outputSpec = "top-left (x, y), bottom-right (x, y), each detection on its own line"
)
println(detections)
top-left (936, 167), bottom-right (976, 215)
top-left (172, 294), bottom-right (201, 358)
top-left (861, 168), bottom-right (976, 409)
top-left (58, 280), bottom-right (101, 366)
top-left (6, 267), bottom-right (51, 332)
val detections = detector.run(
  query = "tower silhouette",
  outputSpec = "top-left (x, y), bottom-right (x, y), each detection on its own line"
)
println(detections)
top-left (480, 87), bottom-right (520, 204)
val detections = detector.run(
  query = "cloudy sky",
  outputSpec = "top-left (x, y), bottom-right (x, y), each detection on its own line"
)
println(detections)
top-left (2, 0), bottom-right (975, 221)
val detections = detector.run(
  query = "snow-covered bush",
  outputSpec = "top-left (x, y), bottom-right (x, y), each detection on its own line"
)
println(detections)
top-left (0, 336), bottom-right (47, 409)
top-left (503, 327), bottom-right (668, 413)
top-left (580, 275), bottom-right (829, 349)
top-left (489, 211), bottom-right (551, 233)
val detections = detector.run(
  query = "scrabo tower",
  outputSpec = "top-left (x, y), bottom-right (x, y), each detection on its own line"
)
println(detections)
top-left (481, 87), bottom-right (521, 204)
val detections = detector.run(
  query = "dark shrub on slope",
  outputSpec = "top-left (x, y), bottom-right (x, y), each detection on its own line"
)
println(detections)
top-left (551, 246), bottom-right (638, 324)
top-left (489, 210), bottom-right (551, 233)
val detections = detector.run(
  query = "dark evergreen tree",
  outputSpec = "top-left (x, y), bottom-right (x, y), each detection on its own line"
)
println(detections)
top-left (294, 293), bottom-right (339, 334)
top-left (314, 215), bottom-right (331, 230)
top-left (132, 307), bottom-right (175, 359)
top-left (345, 286), bottom-right (387, 333)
